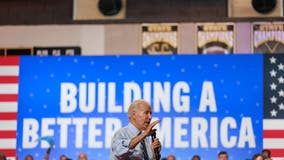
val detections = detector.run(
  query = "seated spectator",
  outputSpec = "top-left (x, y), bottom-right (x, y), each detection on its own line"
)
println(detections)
top-left (167, 154), bottom-right (176, 160)
top-left (262, 149), bottom-right (272, 160)
top-left (24, 155), bottom-right (34, 160)
top-left (192, 155), bottom-right (201, 160)
top-left (0, 153), bottom-right (7, 160)
top-left (78, 153), bottom-right (88, 160)
top-left (218, 151), bottom-right (228, 160)
top-left (252, 153), bottom-right (264, 160)
top-left (60, 154), bottom-right (72, 160)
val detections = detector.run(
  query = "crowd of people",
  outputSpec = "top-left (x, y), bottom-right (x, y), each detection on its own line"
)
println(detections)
top-left (0, 149), bottom-right (273, 160)
top-left (58, 152), bottom-right (88, 160)
top-left (160, 149), bottom-right (272, 160)
top-left (0, 152), bottom-right (88, 160)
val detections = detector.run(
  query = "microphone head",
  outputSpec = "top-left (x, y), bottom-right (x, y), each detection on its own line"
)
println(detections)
top-left (151, 130), bottom-right (156, 137)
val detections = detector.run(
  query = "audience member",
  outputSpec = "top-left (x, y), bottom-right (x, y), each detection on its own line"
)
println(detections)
top-left (262, 149), bottom-right (272, 160)
top-left (60, 154), bottom-right (72, 160)
top-left (167, 154), bottom-right (176, 160)
top-left (192, 155), bottom-right (201, 160)
top-left (218, 151), bottom-right (228, 160)
top-left (78, 153), bottom-right (88, 160)
top-left (24, 155), bottom-right (34, 160)
top-left (252, 153), bottom-right (264, 160)
top-left (0, 153), bottom-right (6, 160)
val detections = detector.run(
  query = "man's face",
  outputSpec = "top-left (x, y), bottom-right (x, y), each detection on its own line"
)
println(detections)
top-left (218, 154), bottom-right (228, 160)
top-left (167, 155), bottom-right (176, 160)
top-left (25, 156), bottom-right (33, 160)
top-left (262, 151), bottom-right (269, 158)
top-left (60, 157), bottom-right (68, 160)
top-left (78, 153), bottom-right (87, 160)
top-left (255, 156), bottom-right (263, 160)
top-left (132, 103), bottom-right (152, 131)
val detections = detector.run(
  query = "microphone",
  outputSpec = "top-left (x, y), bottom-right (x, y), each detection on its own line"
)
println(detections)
top-left (151, 130), bottom-right (161, 160)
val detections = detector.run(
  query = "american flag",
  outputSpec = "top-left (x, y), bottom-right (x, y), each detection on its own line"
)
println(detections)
top-left (264, 54), bottom-right (284, 160)
top-left (0, 56), bottom-right (19, 160)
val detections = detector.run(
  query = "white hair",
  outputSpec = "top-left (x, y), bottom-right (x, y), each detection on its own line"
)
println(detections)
top-left (127, 99), bottom-right (150, 120)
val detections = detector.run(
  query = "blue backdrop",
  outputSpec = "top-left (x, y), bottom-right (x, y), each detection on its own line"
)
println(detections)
top-left (17, 55), bottom-right (263, 160)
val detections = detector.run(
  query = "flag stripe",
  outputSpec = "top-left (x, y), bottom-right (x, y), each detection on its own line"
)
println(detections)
top-left (263, 119), bottom-right (284, 130)
top-left (7, 157), bottom-right (16, 160)
top-left (0, 84), bottom-right (18, 94)
top-left (0, 56), bottom-right (19, 65)
top-left (269, 149), bottom-right (284, 157)
top-left (263, 139), bottom-right (284, 148)
top-left (0, 76), bottom-right (18, 83)
top-left (263, 130), bottom-right (284, 138)
top-left (0, 102), bottom-right (18, 112)
top-left (0, 57), bottom-right (18, 160)
top-left (0, 66), bottom-right (19, 76)
top-left (0, 131), bottom-right (16, 138)
top-left (0, 94), bottom-right (18, 101)
top-left (0, 149), bottom-right (16, 156)
top-left (0, 120), bottom-right (17, 130)
top-left (0, 112), bottom-right (17, 120)
top-left (0, 139), bottom-right (16, 149)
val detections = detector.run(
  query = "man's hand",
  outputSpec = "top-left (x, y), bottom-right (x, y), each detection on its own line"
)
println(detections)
top-left (144, 119), bottom-right (160, 136)
top-left (129, 119), bottom-right (160, 149)
top-left (151, 138), bottom-right (161, 152)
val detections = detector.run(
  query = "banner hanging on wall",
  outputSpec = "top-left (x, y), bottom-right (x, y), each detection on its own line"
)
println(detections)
top-left (141, 23), bottom-right (178, 54)
top-left (16, 55), bottom-right (263, 160)
top-left (197, 23), bottom-right (235, 54)
top-left (253, 22), bottom-right (284, 54)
